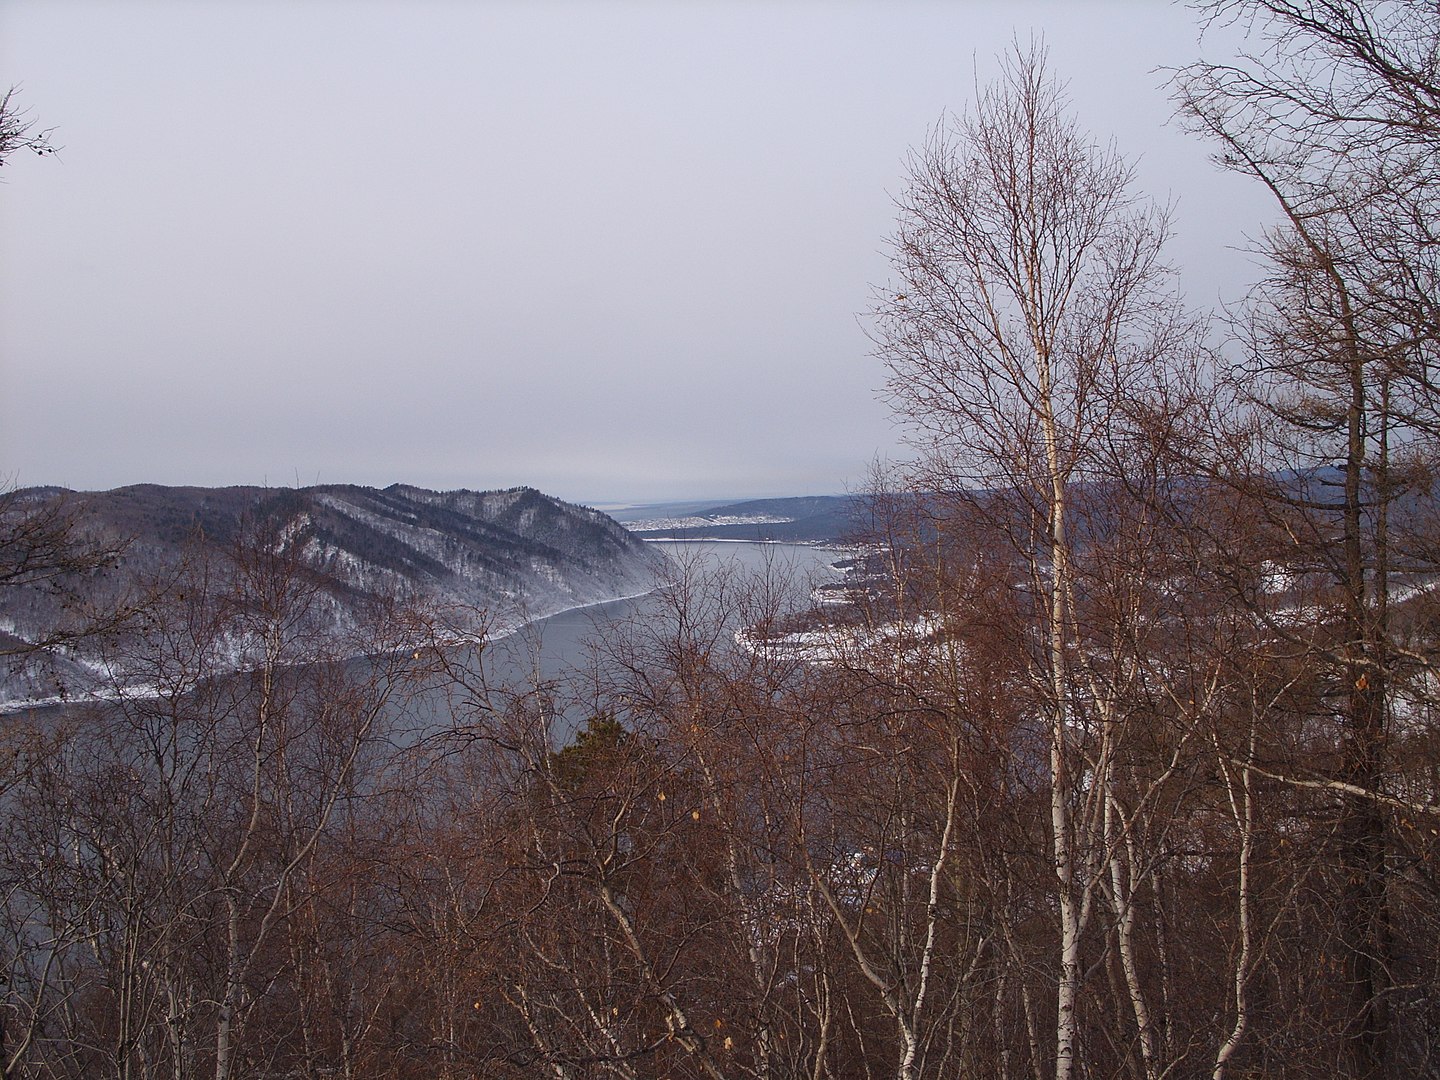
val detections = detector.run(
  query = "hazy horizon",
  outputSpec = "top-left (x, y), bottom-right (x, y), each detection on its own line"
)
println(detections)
top-left (2, 1), bottom-right (1273, 505)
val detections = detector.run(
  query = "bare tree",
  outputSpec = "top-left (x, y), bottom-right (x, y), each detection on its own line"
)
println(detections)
top-left (1175, 5), bottom-right (1440, 1072)
top-left (873, 40), bottom-right (1200, 1080)
top-left (0, 86), bottom-right (58, 171)
top-left (0, 525), bottom-right (430, 1080)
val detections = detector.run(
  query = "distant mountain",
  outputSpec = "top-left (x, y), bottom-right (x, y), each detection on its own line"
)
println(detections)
top-left (1, 483), bottom-right (669, 707)
top-left (624, 495), bottom-right (860, 543)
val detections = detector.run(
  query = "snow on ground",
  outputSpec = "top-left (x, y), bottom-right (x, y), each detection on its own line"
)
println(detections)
top-left (625, 514), bottom-right (796, 531)
top-left (735, 614), bottom-right (943, 667)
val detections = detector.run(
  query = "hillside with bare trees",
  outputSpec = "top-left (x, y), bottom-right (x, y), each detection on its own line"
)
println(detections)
top-left (3, 3), bottom-right (1440, 1078)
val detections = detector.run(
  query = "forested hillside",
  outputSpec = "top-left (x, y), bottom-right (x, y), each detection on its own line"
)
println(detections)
top-left (0, 482), bottom-right (666, 706)
top-left (4, 3), bottom-right (1440, 1079)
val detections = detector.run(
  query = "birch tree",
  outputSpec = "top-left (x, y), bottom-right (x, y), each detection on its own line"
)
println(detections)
top-left (873, 41), bottom-right (1196, 1080)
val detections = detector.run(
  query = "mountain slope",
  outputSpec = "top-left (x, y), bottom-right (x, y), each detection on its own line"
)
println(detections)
top-left (1, 483), bottom-right (669, 705)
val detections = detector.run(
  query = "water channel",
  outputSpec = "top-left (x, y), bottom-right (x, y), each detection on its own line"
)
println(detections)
top-left (423, 540), bottom-right (849, 740)
top-left (8, 542), bottom-right (849, 747)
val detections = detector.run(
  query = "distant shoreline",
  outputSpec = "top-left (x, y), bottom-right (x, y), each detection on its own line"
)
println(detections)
top-left (640, 536), bottom-right (838, 546)
top-left (484, 583), bottom-right (663, 643)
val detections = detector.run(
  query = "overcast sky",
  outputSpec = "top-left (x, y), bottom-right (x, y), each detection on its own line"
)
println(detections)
top-left (1, 1), bottom-right (1272, 506)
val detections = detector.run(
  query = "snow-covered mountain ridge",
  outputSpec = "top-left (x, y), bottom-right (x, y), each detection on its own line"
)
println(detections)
top-left (0, 483), bottom-right (669, 706)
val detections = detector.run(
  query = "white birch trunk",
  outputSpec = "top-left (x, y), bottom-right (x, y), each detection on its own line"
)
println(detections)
top-left (1213, 735), bottom-right (1255, 1080)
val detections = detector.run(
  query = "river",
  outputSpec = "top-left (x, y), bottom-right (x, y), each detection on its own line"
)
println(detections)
top-left (423, 540), bottom-right (848, 739)
top-left (7, 542), bottom-right (849, 744)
